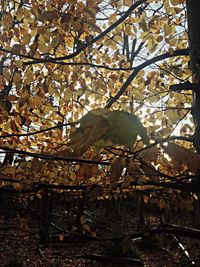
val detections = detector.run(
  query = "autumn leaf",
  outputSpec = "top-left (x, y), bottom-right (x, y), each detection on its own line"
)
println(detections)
top-left (164, 143), bottom-right (200, 173)
top-left (110, 156), bottom-right (126, 182)
top-left (38, 11), bottom-right (60, 22)
top-left (104, 110), bottom-right (149, 146)
top-left (127, 161), bottom-right (142, 181)
top-left (0, 0), bottom-right (194, 195)
top-left (28, 95), bottom-right (42, 108)
top-left (77, 163), bottom-right (99, 179)
top-left (69, 109), bottom-right (109, 154)
top-left (3, 13), bottom-right (13, 29)
top-left (140, 146), bottom-right (159, 162)
top-left (141, 161), bottom-right (160, 182)
top-left (69, 109), bottom-right (149, 154)
top-left (123, 0), bottom-right (133, 7)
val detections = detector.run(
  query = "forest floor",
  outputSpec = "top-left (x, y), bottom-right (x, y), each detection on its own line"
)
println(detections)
top-left (0, 193), bottom-right (197, 267)
top-left (0, 219), bottom-right (180, 267)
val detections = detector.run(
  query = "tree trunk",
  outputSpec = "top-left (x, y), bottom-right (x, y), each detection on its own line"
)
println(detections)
top-left (186, 0), bottom-right (200, 151)
top-left (186, 0), bottom-right (200, 226)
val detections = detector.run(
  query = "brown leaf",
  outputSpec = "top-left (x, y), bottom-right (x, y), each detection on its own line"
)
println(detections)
top-left (110, 157), bottom-right (125, 182)
top-left (140, 146), bottom-right (159, 162)
top-left (31, 158), bottom-right (44, 172)
top-left (69, 117), bottom-right (109, 155)
top-left (77, 163), bottom-right (99, 179)
top-left (127, 161), bottom-right (142, 180)
top-left (164, 143), bottom-right (200, 173)
top-left (8, 95), bottom-right (18, 101)
top-left (141, 162), bottom-right (160, 182)
top-left (38, 11), bottom-right (59, 22)
top-left (61, 13), bottom-right (72, 24)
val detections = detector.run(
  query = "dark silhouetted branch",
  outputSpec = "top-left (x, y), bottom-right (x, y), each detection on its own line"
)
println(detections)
top-left (0, 146), bottom-right (110, 165)
top-left (170, 81), bottom-right (199, 92)
top-left (0, 122), bottom-right (77, 138)
top-left (106, 48), bottom-right (189, 108)
top-left (23, 0), bottom-right (147, 64)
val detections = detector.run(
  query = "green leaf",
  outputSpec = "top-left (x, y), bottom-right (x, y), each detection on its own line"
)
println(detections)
top-left (69, 108), bottom-right (149, 154)
top-left (103, 110), bottom-right (144, 147)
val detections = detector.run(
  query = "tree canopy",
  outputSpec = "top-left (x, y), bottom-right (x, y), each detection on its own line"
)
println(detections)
top-left (0, 0), bottom-right (196, 198)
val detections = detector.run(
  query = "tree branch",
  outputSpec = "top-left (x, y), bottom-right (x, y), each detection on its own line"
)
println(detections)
top-left (21, 0), bottom-right (146, 65)
top-left (0, 122), bottom-right (77, 138)
top-left (25, 60), bottom-right (137, 70)
top-left (1, 174), bottom-right (200, 194)
top-left (106, 48), bottom-right (189, 108)
top-left (0, 146), bottom-right (110, 165)
top-left (170, 81), bottom-right (200, 92)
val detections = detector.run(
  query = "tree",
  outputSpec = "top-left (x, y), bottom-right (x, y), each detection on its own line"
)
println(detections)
top-left (186, 0), bottom-right (200, 152)
top-left (186, 0), bottom-right (200, 227)
top-left (0, 0), bottom-right (199, 225)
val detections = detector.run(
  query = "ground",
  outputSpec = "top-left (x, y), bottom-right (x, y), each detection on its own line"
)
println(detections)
top-left (0, 215), bottom-right (181, 267)
top-left (0, 192), bottom-right (195, 267)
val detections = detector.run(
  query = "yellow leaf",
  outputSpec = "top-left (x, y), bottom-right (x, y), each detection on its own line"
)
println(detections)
top-left (1, 165), bottom-right (16, 175)
top-left (24, 69), bottom-right (34, 85)
top-left (70, 172), bottom-right (76, 180)
top-left (51, 35), bottom-right (60, 48)
top-left (170, 0), bottom-right (183, 5)
top-left (140, 31), bottom-right (148, 40)
top-left (64, 89), bottom-right (73, 100)
top-left (16, 7), bottom-right (24, 21)
top-left (31, 6), bottom-right (40, 18)
top-left (165, 109), bottom-right (180, 123)
top-left (109, 14), bottom-right (117, 24)
top-left (165, 25), bottom-right (172, 36)
top-left (14, 60), bottom-right (23, 68)
top-left (38, 39), bottom-right (49, 53)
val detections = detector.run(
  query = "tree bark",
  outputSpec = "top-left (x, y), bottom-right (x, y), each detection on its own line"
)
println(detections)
top-left (186, 0), bottom-right (200, 226)
top-left (186, 0), bottom-right (200, 152)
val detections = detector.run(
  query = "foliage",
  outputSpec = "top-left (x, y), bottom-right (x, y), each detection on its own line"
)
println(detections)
top-left (69, 108), bottom-right (149, 154)
top-left (0, 0), bottom-right (198, 243)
